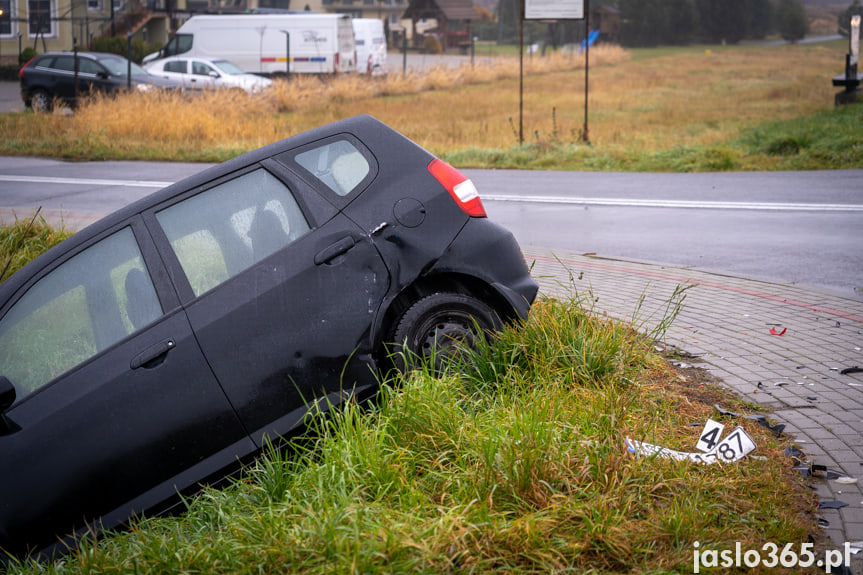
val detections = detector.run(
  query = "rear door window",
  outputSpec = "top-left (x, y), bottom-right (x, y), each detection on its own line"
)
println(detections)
top-left (155, 168), bottom-right (311, 298)
top-left (164, 60), bottom-right (188, 73)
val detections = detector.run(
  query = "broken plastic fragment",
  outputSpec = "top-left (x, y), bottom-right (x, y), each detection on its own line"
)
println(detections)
top-left (834, 477), bottom-right (859, 485)
top-left (818, 500), bottom-right (849, 509)
top-left (714, 405), bottom-right (739, 417)
top-left (784, 446), bottom-right (804, 458)
top-left (793, 465), bottom-right (812, 477)
top-left (769, 327), bottom-right (787, 336)
top-left (840, 366), bottom-right (862, 375)
top-left (626, 426), bottom-right (756, 464)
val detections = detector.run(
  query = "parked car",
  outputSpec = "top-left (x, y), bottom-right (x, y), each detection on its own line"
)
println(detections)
top-left (143, 56), bottom-right (273, 93)
top-left (19, 51), bottom-right (181, 112)
top-left (0, 115), bottom-right (537, 563)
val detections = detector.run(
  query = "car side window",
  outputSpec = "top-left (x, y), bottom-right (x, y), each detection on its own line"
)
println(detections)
top-left (192, 61), bottom-right (214, 76)
top-left (164, 60), bottom-right (187, 74)
top-left (34, 56), bottom-right (56, 69)
top-left (0, 228), bottom-right (162, 401)
top-left (156, 168), bottom-right (311, 298)
top-left (294, 139), bottom-right (371, 197)
top-left (52, 56), bottom-right (75, 72)
top-left (78, 59), bottom-right (102, 75)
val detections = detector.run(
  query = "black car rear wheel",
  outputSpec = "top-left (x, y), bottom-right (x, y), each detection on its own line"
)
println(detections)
top-left (391, 292), bottom-right (502, 373)
top-left (30, 90), bottom-right (53, 113)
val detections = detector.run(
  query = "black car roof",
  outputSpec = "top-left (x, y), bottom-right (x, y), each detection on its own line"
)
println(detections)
top-left (0, 114), bottom-right (392, 301)
top-left (35, 52), bottom-right (120, 60)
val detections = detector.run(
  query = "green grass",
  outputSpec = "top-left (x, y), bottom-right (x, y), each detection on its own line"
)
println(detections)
top-left (3, 294), bottom-right (817, 574)
top-left (443, 101), bottom-right (863, 171)
top-left (0, 214), bottom-right (71, 285)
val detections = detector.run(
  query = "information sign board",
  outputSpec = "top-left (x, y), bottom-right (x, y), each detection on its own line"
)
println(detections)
top-left (524, 0), bottom-right (584, 20)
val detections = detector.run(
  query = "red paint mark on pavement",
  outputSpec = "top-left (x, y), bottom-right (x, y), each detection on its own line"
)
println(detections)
top-left (531, 254), bottom-right (863, 324)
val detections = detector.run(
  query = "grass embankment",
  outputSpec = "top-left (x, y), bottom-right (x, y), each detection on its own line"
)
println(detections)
top-left (2, 42), bottom-right (860, 171)
top-left (3, 292), bottom-right (818, 574)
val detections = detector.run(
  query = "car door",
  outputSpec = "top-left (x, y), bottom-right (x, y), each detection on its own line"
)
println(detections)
top-left (190, 60), bottom-right (219, 89)
top-left (146, 161), bottom-right (389, 447)
top-left (152, 59), bottom-right (191, 89)
top-left (41, 55), bottom-right (77, 102)
top-left (0, 219), bottom-right (253, 557)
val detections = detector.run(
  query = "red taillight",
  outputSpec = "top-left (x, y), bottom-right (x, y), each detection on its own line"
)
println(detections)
top-left (428, 159), bottom-right (486, 218)
top-left (19, 58), bottom-right (35, 79)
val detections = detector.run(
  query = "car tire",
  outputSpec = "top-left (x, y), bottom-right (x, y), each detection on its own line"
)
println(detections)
top-left (391, 292), bottom-right (502, 373)
top-left (30, 90), bottom-right (53, 113)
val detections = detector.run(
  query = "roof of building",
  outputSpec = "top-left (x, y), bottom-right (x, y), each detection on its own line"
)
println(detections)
top-left (403, 0), bottom-right (475, 21)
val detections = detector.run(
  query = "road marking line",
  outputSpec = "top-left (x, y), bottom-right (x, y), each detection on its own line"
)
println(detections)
top-left (483, 194), bottom-right (863, 212)
top-left (3, 176), bottom-right (861, 212)
top-left (0, 175), bottom-right (171, 188)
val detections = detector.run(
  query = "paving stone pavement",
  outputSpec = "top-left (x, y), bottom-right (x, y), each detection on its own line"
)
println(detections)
top-left (525, 247), bottom-right (863, 571)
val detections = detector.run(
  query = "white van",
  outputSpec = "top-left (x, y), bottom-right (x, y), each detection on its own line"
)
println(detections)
top-left (143, 14), bottom-right (355, 75)
top-left (352, 18), bottom-right (387, 75)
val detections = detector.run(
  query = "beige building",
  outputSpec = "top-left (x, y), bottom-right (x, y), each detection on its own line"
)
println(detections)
top-left (0, 0), bottom-right (408, 65)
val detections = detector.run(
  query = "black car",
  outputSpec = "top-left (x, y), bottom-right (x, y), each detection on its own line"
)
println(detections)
top-left (19, 51), bottom-right (180, 112)
top-left (0, 115), bottom-right (537, 562)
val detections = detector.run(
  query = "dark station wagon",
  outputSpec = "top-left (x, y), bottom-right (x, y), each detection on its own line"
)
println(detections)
top-left (0, 115), bottom-right (537, 562)
top-left (19, 51), bottom-right (180, 112)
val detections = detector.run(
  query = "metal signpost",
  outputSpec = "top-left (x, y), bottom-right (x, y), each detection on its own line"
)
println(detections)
top-left (521, 0), bottom-right (588, 144)
top-left (852, 15), bottom-right (860, 71)
top-left (280, 30), bottom-right (291, 79)
top-left (833, 14), bottom-right (861, 105)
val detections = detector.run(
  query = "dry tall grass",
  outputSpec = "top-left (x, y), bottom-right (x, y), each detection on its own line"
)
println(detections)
top-left (0, 42), bottom-right (847, 161)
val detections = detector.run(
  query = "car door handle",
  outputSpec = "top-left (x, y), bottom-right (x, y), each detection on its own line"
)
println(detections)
top-left (314, 236), bottom-right (356, 265)
top-left (131, 339), bottom-right (175, 370)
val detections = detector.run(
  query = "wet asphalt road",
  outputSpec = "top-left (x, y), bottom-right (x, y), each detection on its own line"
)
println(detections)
top-left (0, 81), bottom-right (23, 113)
top-left (1, 73), bottom-right (861, 298)
top-left (1, 156), bottom-right (861, 299)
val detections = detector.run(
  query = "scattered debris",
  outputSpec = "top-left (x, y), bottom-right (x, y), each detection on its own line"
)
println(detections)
top-left (769, 327), bottom-right (787, 336)
top-left (818, 500), bottom-right (849, 509)
top-left (626, 423), bottom-right (756, 465)
top-left (784, 446), bottom-right (804, 458)
top-left (834, 477), bottom-right (859, 485)
top-left (713, 404), bottom-right (785, 437)
top-left (793, 465), bottom-right (813, 477)
top-left (774, 381), bottom-right (790, 386)
top-left (840, 366), bottom-right (862, 375)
